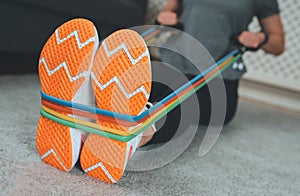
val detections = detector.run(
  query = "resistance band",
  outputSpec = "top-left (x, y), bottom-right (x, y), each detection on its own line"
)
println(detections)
top-left (41, 54), bottom-right (242, 141)
top-left (41, 49), bottom-right (239, 123)
top-left (42, 54), bottom-right (235, 128)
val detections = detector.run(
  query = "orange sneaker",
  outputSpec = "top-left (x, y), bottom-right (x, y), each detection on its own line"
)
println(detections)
top-left (80, 29), bottom-right (152, 183)
top-left (36, 18), bottom-right (99, 171)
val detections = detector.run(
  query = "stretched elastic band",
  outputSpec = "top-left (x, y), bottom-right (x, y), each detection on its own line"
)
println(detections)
top-left (42, 54), bottom-right (236, 126)
top-left (41, 99), bottom-right (139, 127)
top-left (41, 49), bottom-right (239, 122)
top-left (144, 29), bottom-right (161, 41)
top-left (42, 54), bottom-right (241, 140)
top-left (41, 105), bottom-right (132, 136)
top-left (141, 27), bottom-right (158, 38)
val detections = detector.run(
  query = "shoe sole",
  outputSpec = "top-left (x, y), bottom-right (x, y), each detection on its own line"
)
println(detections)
top-left (36, 18), bottom-right (99, 171)
top-left (80, 29), bottom-right (151, 183)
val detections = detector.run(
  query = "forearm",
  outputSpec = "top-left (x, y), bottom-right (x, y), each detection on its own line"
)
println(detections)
top-left (260, 15), bottom-right (285, 56)
top-left (262, 33), bottom-right (285, 56)
top-left (162, 0), bottom-right (180, 12)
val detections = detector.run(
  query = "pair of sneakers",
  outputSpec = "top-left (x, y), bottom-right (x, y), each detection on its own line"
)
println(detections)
top-left (36, 18), bottom-right (152, 183)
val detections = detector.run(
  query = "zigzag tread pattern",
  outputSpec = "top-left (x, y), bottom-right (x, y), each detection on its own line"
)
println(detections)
top-left (37, 19), bottom-right (97, 173)
top-left (92, 39), bottom-right (150, 99)
top-left (41, 148), bottom-right (69, 171)
top-left (81, 29), bottom-right (151, 183)
top-left (103, 40), bottom-right (148, 65)
top-left (39, 27), bottom-right (96, 82)
top-left (55, 29), bottom-right (96, 50)
top-left (91, 72), bottom-right (149, 99)
top-left (84, 162), bottom-right (117, 183)
top-left (39, 57), bottom-right (88, 82)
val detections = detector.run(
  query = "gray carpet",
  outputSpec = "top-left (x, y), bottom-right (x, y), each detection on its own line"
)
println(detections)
top-left (1, 74), bottom-right (300, 195)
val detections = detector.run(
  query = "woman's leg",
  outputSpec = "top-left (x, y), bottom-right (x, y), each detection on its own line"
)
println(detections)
top-left (147, 77), bottom-right (239, 145)
top-left (144, 60), bottom-right (199, 145)
top-left (223, 79), bottom-right (239, 124)
top-left (147, 81), bottom-right (182, 144)
top-left (195, 78), bottom-right (239, 125)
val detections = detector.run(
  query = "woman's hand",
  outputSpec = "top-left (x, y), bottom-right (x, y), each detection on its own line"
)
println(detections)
top-left (238, 31), bottom-right (266, 49)
top-left (157, 11), bottom-right (178, 26)
top-left (240, 15), bottom-right (284, 55)
top-left (157, 0), bottom-right (180, 25)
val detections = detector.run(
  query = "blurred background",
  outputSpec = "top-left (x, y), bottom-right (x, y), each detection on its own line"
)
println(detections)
top-left (0, 0), bottom-right (299, 113)
top-left (0, 0), bottom-right (148, 74)
top-left (0, 1), bottom-right (299, 194)
top-left (144, 0), bottom-right (300, 113)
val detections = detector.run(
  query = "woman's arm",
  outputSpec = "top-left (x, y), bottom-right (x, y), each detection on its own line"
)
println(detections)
top-left (260, 15), bottom-right (285, 55)
top-left (238, 15), bottom-right (285, 56)
top-left (162, 0), bottom-right (180, 12)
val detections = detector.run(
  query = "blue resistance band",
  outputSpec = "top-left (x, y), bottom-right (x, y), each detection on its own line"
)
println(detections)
top-left (141, 27), bottom-right (158, 38)
top-left (41, 48), bottom-right (239, 122)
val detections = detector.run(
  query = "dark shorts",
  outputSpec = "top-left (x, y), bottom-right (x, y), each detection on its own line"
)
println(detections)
top-left (147, 75), bottom-right (239, 145)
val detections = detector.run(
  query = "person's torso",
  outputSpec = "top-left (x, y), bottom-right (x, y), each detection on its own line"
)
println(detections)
top-left (181, 0), bottom-right (256, 60)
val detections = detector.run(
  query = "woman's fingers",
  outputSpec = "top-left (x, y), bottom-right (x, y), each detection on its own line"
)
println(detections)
top-left (157, 11), bottom-right (178, 25)
top-left (238, 31), bottom-right (265, 48)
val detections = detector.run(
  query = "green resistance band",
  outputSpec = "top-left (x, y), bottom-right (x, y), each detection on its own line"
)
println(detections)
top-left (41, 54), bottom-right (242, 142)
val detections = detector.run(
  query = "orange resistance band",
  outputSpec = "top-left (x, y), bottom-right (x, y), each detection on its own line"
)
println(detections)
top-left (143, 29), bottom-right (161, 41)
top-left (42, 56), bottom-right (233, 127)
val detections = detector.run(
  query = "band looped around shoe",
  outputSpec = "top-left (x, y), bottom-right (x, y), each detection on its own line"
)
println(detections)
top-left (40, 50), bottom-right (242, 142)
